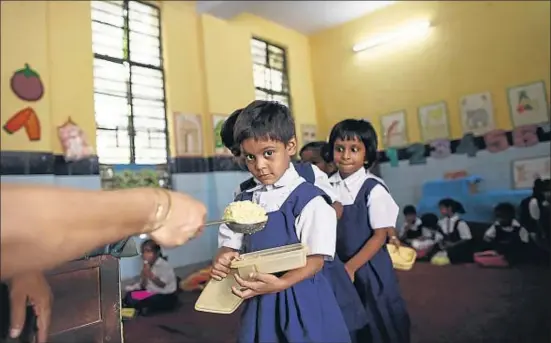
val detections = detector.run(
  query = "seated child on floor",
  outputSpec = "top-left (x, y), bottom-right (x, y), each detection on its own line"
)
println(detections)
top-left (483, 202), bottom-right (530, 264)
top-left (399, 205), bottom-right (423, 245)
top-left (124, 239), bottom-right (178, 315)
top-left (409, 213), bottom-right (442, 258)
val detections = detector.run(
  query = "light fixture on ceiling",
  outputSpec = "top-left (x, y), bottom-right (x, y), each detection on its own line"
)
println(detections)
top-left (363, 1), bottom-right (396, 13)
top-left (352, 20), bottom-right (432, 53)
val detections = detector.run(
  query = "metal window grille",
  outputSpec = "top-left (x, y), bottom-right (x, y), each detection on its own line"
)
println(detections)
top-left (91, 0), bottom-right (168, 165)
top-left (251, 37), bottom-right (291, 108)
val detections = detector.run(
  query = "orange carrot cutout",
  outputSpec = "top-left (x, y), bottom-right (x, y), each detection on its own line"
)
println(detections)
top-left (3, 107), bottom-right (32, 134)
top-left (24, 108), bottom-right (41, 141)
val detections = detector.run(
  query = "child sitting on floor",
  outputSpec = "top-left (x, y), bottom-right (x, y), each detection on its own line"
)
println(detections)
top-left (124, 239), bottom-right (178, 316)
top-left (399, 205), bottom-right (423, 245)
top-left (483, 202), bottom-right (530, 265)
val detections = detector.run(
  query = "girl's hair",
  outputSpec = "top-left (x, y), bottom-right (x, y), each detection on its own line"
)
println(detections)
top-left (420, 213), bottom-right (439, 230)
top-left (438, 198), bottom-right (466, 214)
top-left (141, 239), bottom-right (168, 260)
top-left (221, 109), bottom-right (243, 157)
top-left (327, 119), bottom-right (378, 168)
top-left (299, 141), bottom-right (331, 163)
top-left (494, 202), bottom-right (516, 220)
top-left (403, 205), bottom-right (417, 216)
top-left (533, 178), bottom-right (551, 202)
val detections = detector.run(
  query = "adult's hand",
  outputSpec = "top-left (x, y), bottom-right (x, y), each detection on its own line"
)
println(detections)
top-left (149, 191), bottom-right (207, 247)
top-left (9, 272), bottom-right (52, 343)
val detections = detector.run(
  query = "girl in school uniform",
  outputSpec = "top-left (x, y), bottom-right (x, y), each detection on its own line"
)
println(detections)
top-left (218, 107), bottom-right (366, 339)
top-left (123, 239), bottom-right (178, 315)
top-left (327, 119), bottom-right (411, 343)
top-left (434, 198), bottom-right (474, 264)
top-left (211, 101), bottom-right (351, 343)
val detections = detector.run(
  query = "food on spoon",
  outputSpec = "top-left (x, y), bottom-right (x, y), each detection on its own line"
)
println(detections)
top-left (223, 201), bottom-right (267, 224)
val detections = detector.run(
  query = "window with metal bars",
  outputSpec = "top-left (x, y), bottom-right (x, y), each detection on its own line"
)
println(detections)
top-left (251, 38), bottom-right (291, 108)
top-left (91, 0), bottom-right (168, 165)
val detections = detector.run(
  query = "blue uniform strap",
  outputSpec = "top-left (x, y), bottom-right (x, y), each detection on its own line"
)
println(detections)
top-left (239, 177), bottom-right (257, 193)
top-left (358, 177), bottom-right (390, 204)
top-left (287, 182), bottom-right (331, 218)
top-left (292, 161), bottom-right (316, 184)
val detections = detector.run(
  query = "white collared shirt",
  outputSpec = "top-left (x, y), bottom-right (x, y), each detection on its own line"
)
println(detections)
top-left (127, 257), bottom-right (177, 294)
top-left (437, 215), bottom-right (472, 240)
top-left (232, 163), bottom-right (339, 203)
top-left (399, 217), bottom-right (422, 237)
top-left (328, 168), bottom-right (399, 229)
top-left (219, 163), bottom-right (337, 259)
top-left (483, 219), bottom-right (530, 243)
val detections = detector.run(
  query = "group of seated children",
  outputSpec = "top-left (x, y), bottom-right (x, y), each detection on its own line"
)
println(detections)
top-left (399, 194), bottom-right (548, 267)
top-left (211, 101), bottom-right (410, 343)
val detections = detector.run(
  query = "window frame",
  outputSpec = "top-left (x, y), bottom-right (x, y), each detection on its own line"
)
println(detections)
top-left (251, 36), bottom-right (293, 111)
top-left (92, 0), bottom-right (170, 165)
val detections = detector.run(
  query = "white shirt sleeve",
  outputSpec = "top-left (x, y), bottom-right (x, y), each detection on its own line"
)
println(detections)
top-left (311, 165), bottom-right (339, 203)
top-left (457, 221), bottom-right (473, 240)
top-left (156, 262), bottom-right (176, 284)
top-left (529, 198), bottom-right (540, 220)
top-left (218, 223), bottom-right (244, 250)
top-left (295, 196), bottom-right (337, 260)
top-left (519, 227), bottom-right (530, 243)
top-left (366, 184), bottom-right (399, 229)
top-left (483, 224), bottom-right (497, 241)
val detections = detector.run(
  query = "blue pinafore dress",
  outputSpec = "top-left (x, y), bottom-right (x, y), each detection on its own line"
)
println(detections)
top-left (239, 164), bottom-right (368, 335)
top-left (337, 178), bottom-right (411, 343)
top-left (236, 182), bottom-right (351, 343)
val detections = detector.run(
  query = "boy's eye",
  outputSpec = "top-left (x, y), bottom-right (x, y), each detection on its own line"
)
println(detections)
top-left (263, 150), bottom-right (274, 158)
top-left (245, 154), bottom-right (255, 161)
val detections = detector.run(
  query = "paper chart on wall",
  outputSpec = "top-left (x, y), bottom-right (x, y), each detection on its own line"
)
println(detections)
top-left (508, 81), bottom-right (550, 128)
top-left (418, 102), bottom-right (450, 142)
top-left (174, 113), bottom-right (203, 156)
top-left (213, 114), bottom-right (231, 156)
top-left (512, 156), bottom-right (551, 189)
top-left (381, 110), bottom-right (408, 148)
top-left (460, 92), bottom-right (495, 136)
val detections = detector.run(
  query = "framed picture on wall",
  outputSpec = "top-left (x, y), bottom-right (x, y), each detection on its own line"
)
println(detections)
top-left (174, 113), bottom-right (203, 156)
top-left (380, 110), bottom-right (408, 148)
top-left (460, 92), bottom-right (495, 136)
top-left (507, 81), bottom-right (550, 127)
top-left (300, 124), bottom-right (317, 146)
top-left (418, 101), bottom-right (450, 142)
top-left (511, 156), bottom-right (551, 189)
top-left (212, 114), bottom-right (231, 156)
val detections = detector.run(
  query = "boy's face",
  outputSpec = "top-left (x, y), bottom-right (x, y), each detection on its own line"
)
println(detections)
top-left (241, 137), bottom-right (296, 185)
top-left (439, 206), bottom-right (450, 217)
top-left (405, 213), bottom-right (417, 224)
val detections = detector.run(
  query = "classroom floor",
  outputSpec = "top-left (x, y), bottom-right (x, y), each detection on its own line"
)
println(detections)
top-left (123, 263), bottom-right (550, 343)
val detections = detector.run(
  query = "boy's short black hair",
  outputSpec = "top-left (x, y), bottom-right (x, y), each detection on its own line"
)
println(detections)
top-left (438, 198), bottom-right (466, 214)
top-left (233, 100), bottom-right (295, 146)
top-left (420, 213), bottom-right (439, 229)
top-left (403, 205), bottom-right (417, 216)
top-left (327, 119), bottom-right (378, 168)
top-left (299, 141), bottom-right (331, 163)
top-left (221, 108), bottom-right (242, 156)
top-left (494, 202), bottom-right (516, 219)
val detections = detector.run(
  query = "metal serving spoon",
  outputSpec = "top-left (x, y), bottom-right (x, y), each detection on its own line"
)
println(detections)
top-left (205, 219), bottom-right (267, 235)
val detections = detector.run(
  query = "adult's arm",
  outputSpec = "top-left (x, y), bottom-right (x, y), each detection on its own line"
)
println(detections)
top-left (0, 183), bottom-right (158, 279)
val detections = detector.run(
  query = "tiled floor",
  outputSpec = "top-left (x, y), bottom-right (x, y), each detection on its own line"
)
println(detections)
top-left (123, 263), bottom-right (550, 343)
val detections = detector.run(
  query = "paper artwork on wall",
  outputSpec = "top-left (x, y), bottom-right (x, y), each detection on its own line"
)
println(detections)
top-left (10, 63), bottom-right (45, 102)
top-left (174, 113), bottom-right (203, 156)
top-left (3, 107), bottom-right (41, 141)
top-left (58, 117), bottom-right (94, 162)
top-left (300, 124), bottom-right (317, 146)
top-left (407, 143), bottom-right (427, 165)
top-left (455, 133), bottom-right (479, 157)
top-left (385, 148), bottom-right (399, 167)
top-left (460, 92), bottom-right (495, 136)
top-left (511, 124), bottom-right (539, 148)
top-left (429, 139), bottom-right (451, 159)
top-left (512, 156), bottom-right (551, 189)
top-left (483, 129), bottom-right (509, 153)
top-left (507, 81), bottom-right (550, 127)
top-left (212, 114), bottom-right (231, 156)
top-left (418, 101), bottom-right (450, 142)
top-left (380, 110), bottom-right (408, 148)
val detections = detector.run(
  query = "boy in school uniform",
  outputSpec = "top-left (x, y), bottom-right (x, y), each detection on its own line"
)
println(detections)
top-left (399, 205), bottom-right (423, 244)
top-left (211, 101), bottom-right (351, 343)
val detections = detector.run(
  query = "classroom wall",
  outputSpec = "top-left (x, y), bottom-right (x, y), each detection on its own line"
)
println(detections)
top-left (309, 1), bottom-right (550, 223)
top-left (0, 1), bottom-right (315, 280)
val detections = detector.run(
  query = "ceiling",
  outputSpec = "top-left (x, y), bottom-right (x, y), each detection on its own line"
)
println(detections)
top-left (196, 1), bottom-right (395, 35)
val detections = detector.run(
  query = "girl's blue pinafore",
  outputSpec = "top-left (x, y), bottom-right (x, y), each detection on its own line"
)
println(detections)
top-left (236, 182), bottom-right (351, 343)
top-left (337, 178), bottom-right (411, 343)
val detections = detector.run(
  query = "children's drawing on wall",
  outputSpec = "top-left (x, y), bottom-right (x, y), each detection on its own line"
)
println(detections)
top-left (508, 81), bottom-right (550, 127)
top-left (10, 63), bottom-right (44, 101)
top-left (460, 92), bottom-right (495, 136)
top-left (3, 107), bottom-right (41, 141)
top-left (174, 113), bottom-right (203, 156)
top-left (418, 101), bottom-right (450, 142)
top-left (300, 124), bottom-right (317, 145)
top-left (380, 110), bottom-right (408, 148)
top-left (58, 118), bottom-right (94, 162)
top-left (213, 114), bottom-right (231, 156)
top-left (512, 156), bottom-right (551, 189)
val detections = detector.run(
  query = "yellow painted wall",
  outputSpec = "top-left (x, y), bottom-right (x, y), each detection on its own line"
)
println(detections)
top-left (1, 1), bottom-right (316, 156)
top-left (310, 1), bottom-right (551, 142)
